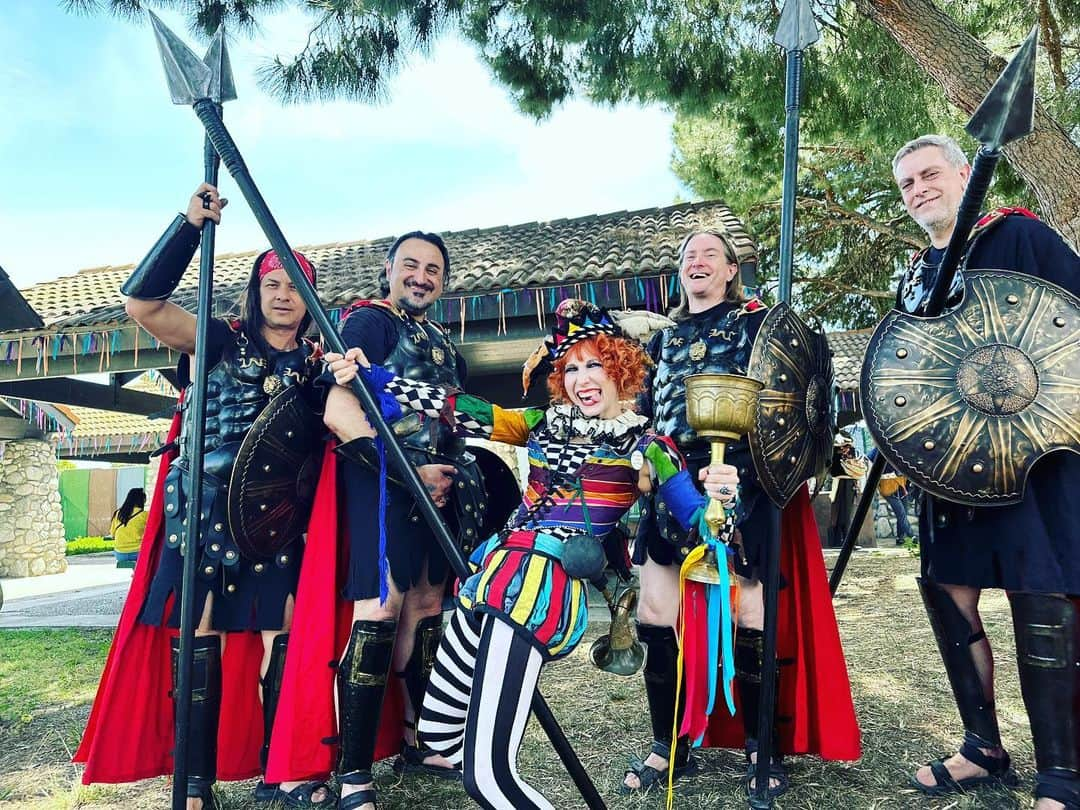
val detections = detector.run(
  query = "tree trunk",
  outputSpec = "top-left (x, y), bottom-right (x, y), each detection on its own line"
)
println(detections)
top-left (856, 0), bottom-right (1080, 250)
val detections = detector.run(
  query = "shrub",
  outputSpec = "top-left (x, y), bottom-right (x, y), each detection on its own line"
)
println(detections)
top-left (65, 536), bottom-right (114, 556)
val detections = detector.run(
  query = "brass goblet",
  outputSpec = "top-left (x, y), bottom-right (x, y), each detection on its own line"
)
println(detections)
top-left (683, 373), bottom-right (764, 583)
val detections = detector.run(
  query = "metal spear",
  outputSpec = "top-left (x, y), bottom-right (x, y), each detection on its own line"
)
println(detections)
top-left (144, 12), bottom-right (607, 809)
top-left (828, 27), bottom-right (1038, 596)
top-left (151, 19), bottom-right (236, 810)
top-left (747, 4), bottom-right (819, 807)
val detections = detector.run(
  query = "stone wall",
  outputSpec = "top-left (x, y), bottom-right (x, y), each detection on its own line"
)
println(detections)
top-left (873, 491), bottom-right (920, 545)
top-left (0, 438), bottom-right (67, 578)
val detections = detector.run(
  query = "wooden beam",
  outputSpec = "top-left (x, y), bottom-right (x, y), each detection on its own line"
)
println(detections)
top-left (0, 378), bottom-right (174, 415)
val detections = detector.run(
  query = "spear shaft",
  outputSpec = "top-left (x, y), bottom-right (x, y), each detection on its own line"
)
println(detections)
top-left (171, 118), bottom-right (222, 810)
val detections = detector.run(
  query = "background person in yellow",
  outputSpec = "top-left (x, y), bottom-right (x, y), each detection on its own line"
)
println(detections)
top-left (110, 487), bottom-right (148, 567)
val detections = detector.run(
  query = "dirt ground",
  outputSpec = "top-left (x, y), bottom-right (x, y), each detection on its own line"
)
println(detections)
top-left (0, 551), bottom-right (1036, 809)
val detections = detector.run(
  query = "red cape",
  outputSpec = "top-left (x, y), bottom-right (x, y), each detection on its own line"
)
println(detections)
top-left (265, 445), bottom-right (404, 783)
top-left (701, 485), bottom-right (861, 760)
top-left (74, 404), bottom-right (267, 784)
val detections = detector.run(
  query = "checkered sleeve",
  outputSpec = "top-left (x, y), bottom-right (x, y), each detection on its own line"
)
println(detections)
top-left (382, 373), bottom-right (494, 438)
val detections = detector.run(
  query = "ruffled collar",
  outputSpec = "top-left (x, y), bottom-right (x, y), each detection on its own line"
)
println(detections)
top-left (546, 403), bottom-right (647, 442)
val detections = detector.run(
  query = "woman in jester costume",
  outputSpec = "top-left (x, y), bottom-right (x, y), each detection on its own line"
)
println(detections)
top-left (324, 299), bottom-right (740, 810)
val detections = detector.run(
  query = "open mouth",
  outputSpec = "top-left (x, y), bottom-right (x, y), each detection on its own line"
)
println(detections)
top-left (576, 388), bottom-right (601, 407)
top-left (688, 271), bottom-right (710, 281)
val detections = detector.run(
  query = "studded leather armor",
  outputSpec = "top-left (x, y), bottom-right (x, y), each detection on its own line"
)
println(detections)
top-left (379, 308), bottom-right (465, 457)
top-left (179, 325), bottom-right (320, 460)
top-left (648, 301), bottom-right (768, 451)
top-left (164, 324), bottom-right (320, 571)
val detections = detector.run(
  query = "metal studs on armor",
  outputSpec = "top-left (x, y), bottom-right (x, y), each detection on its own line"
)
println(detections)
top-left (466, 529), bottom-right (474, 536)
top-left (1054, 316), bottom-right (1066, 327)
top-left (410, 515), bottom-right (419, 523)
top-left (226, 583), bottom-right (237, 593)
top-left (169, 534), bottom-right (178, 543)
top-left (789, 338), bottom-right (799, 349)
top-left (777, 417), bottom-right (786, 427)
top-left (263, 464), bottom-right (271, 473)
top-left (464, 504), bottom-right (473, 512)
top-left (458, 481), bottom-right (466, 489)
top-left (260, 503), bottom-right (268, 512)
top-left (167, 485), bottom-right (175, 493)
top-left (894, 395), bottom-right (907, 407)
top-left (204, 566), bottom-right (215, 575)
top-left (279, 555), bottom-right (289, 564)
top-left (896, 348), bottom-right (909, 359)
top-left (167, 503), bottom-right (175, 512)
top-left (923, 439), bottom-right (936, 451)
top-left (214, 523), bottom-right (223, 532)
top-left (286, 430), bottom-right (295, 438)
top-left (210, 543), bottom-right (221, 552)
top-left (971, 463), bottom-right (985, 474)
top-left (225, 550), bottom-right (237, 560)
top-left (779, 373), bottom-right (788, 383)
top-left (269, 529), bottom-right (277, 538)
top-left (254, 563), bottom-right (265, 573)
top-left (680, 546), bottom-right (690, 556)
top-left (1005, 294), bottom-right (1019, 305)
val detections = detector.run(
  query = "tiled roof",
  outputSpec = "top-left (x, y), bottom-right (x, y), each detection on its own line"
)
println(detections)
top-left (17, 200), bottom-right (756, 333)
top-left (826, 329), bottom-right (871, 392)
top-left (67, 406), bottom-right (172, 440)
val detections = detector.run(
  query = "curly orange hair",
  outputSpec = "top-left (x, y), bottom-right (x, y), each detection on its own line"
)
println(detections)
top-left (547, 333), bottom-right (650, 404)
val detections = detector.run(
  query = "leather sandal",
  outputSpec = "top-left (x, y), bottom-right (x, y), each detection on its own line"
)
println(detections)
top-left (392, 741), bottom-right (462, 781)
top-left (1035, 768), bottom-right (1080, 809)
top-left (186, 777), bottom-right (221, 810)
top-left (743, 739), bottom-right (789, 800)
top-left (338, 770), bottom-right (376, 810)
top-left (254, 780), bottom-right (334, 807)
top-left (910, 733), bottom-right (1019, 796)
top-left (620, 739), bottom-right (698, 794)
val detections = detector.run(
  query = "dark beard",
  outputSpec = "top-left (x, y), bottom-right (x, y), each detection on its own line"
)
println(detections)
top-left (395, 293), bottom-right (432, 317)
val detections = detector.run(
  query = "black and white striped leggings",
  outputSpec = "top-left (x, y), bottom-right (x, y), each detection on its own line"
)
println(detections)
top-left (418, 607), bottom-right (553, 810)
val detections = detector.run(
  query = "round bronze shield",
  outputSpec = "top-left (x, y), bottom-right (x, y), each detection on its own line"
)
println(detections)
top-left (861, 269), bottom-right (1080, 506)
top-left (747, 302), bottom-right (837, 508)
top-left (228, 386), bottom-right (324, 560)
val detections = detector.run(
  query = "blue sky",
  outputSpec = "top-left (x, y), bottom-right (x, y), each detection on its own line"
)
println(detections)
top-left (0, 3), bottom-right (685, 290)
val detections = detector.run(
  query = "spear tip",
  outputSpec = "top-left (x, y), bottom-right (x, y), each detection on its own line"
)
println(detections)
top-left (147, 9), bottom-right (212, 105)
top-left (773, 0), bottom-right (820, 52)
top-left (203, 25), bottom-right (238, 104)
top-left (965, 25), bottom-right (1037, 150)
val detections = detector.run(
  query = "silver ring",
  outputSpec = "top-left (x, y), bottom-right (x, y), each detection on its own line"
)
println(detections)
top-left (718, 485), bottom-right (732, 496)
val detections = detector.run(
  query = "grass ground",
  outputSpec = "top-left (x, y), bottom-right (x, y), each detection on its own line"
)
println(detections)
top-left (0, 552), bottom-right (1033, 809)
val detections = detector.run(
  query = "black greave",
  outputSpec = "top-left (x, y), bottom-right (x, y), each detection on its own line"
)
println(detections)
top-left (260, 633), bottom-right (289, 772)
top-left (735, 628), bottom-right (780, 759)
top-left (171, 634), bottom-right (222, 785)
top-left (396, 614), bottom-right (443, 722)
top-left (1011, 593), bottom-right (1080, 803)
top-left (337, 619), bottom-right (397, 776)
top-left (638, 622), bottom-right (688, 764)
top-left (918, 577), bottom-right (1001, 746)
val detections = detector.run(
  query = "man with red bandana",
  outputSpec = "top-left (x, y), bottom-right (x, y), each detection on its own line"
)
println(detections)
top-left (75, 184), bottom-right (329, 809)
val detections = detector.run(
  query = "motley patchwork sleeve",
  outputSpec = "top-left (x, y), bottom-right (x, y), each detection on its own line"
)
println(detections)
top-left (645, 436), bottom-right (707, 531)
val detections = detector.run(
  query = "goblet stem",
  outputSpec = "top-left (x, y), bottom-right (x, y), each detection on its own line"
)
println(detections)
top-left (704, 439), bottom-right (728, 536)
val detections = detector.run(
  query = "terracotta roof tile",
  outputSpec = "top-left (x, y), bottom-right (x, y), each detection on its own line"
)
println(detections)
top-left (16, 200), bottom-right (756, 332)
